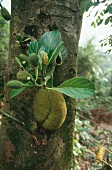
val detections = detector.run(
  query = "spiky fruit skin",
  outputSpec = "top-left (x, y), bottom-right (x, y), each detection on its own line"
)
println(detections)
top-left (29, 53), bottom-right (39, 67)
top-left (1, 6), bottom-right (11, 21)
top-left (7, 80), bottom-right (23, 89)
top-left (33, 89), bottom-right (67, 130)
top-left (17, 71), bottom-right (31, 81)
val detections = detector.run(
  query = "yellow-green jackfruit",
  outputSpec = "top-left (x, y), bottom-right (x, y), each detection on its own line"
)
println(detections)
top-left (33, 89), bottom-right (67, 130)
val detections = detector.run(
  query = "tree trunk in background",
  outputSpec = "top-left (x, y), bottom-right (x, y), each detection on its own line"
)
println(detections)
top-left (1, 0), bottom-right (83, 169)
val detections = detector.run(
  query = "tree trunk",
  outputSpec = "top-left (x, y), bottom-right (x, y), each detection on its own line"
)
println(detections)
top-left (1, 0), bottom-right (83, 169)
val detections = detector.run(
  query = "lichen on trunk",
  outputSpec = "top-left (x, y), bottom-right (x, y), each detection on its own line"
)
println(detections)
top-left (1, 0), bottom-right (83, 169)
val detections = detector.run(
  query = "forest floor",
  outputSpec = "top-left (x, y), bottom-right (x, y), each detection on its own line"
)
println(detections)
top-left (77, 107), bottom-right (112, 170)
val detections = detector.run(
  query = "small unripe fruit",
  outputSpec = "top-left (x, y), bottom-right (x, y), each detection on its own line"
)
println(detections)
top-left (29, 53), bottom-right (39, 67)
top-left (1, 6), bottom-right (11, 21)
top-left (7, 80), bottom-right (23, 89)
top-left (18, 54), bottom-right (29, 65)
top-left (17, 71), bottom-right (31, 81)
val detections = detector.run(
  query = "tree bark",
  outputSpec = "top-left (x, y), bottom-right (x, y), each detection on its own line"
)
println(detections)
top-left (1, 0), bottom-right (83, 169)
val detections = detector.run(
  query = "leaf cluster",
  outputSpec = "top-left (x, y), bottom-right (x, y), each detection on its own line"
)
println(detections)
top-left (8, 31), bottom-right (95, 100)
top-left (82, 0), bottom-right (112, 52)
top-left (4, 31), bottom-right (96, 125)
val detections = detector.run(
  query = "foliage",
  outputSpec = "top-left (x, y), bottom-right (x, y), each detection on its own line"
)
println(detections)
top-left (2, 31), bottom-right (95, 125)
top-left (78, 38), bottom-right (103, 79)
top-left (78, 39), bottom-right (112, 102)
top-left (72, 112), bottom-right (112, 170)
top-left (7, 30), bottom-right (95, 99)
top-left (0, 10), bottom-right (9, 101)
top-left (82, 0), bottom-right (112, 53)
top-left (72, 40), bottom-right (112, 169)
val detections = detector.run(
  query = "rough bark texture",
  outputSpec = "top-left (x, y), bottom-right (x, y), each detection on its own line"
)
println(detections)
top-left (1, 0), bottom-right (83, 170)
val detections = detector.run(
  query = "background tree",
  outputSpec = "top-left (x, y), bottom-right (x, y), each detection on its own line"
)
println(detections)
top-left (83, 0), bottom-right (112, 53)
top-left (1, 0), bottom-right (85, 170)
top-left (0, 10), bottom-right (9, 101)
top-left (74, 39), bottom-right (112, 169)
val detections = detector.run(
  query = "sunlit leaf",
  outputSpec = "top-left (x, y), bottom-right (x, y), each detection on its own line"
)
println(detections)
top-left (10, 87), bottom-right (26, 99)
top-left (50, 77), bottom-right (95, 99)
top-left (28, 40), bottom-right (38, 56)
top-left (38, 30), bottom-right (64, 65)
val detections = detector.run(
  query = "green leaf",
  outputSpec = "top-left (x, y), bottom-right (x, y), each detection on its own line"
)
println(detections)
top-left (28, 40), bottom-right (38, 56)
top-left (93, 1), bottom-right (100, 7)
top-left (106, 4), bottom-right (112, 14)
top-left (38, 30), bottom-right (63, 65)
top-left (97, 19), bottom-right (103, 26)
top-left (85, 0), bottom-right (93, 12)
top-left (44, 63), bottom-right (55, 82)
top-left (10, 87), bottom-right (26, 99)
top-left (46, 76), bottom-right (53, 88)
top-left (15, 57), bottom-right (24, 68)
top-left (105, 17), bottom-right (110, 25)
top-left (59, 44), bottom-right (67, 62)
top-left (0, 110), bottom-right (24, 125)
top-left (100, 11), bottom-right (104, 16)
top-left (91, 21), bottom-right (96, 28)
top-left (50, 77), bottom-right (95, 99)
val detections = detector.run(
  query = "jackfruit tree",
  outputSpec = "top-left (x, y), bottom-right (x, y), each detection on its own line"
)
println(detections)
top-left (0, 0), bottom-right (95, 169)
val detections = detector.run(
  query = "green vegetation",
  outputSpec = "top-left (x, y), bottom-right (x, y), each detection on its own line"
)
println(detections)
top-left (72, 39), bottom-right (112, 169)
top-left (0, 9), bottom-right (9, 101)
top-left (82, 0), bottom-right (112, 53)
top-left (0, 1), bottom-right (112, 169)
top-left (2, 31), bottom-right (95, 128)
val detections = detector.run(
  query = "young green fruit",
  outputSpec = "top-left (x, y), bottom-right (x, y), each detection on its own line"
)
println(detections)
top-left (7, 80), bottom-right (23, 89)
top-left (29, 53), bottom-right (39, 67)
top-left (1, 6), bottom-right (11, 21)
top-left (33, 89), bottom-right (67, 130)
top-left (18, 54), bottom-right (29, 65)
top-left (17, 71), bottom-right (31, 81)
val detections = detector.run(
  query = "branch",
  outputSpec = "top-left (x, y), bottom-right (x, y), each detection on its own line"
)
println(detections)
top-left (78, 113), bottom-right (112, 134)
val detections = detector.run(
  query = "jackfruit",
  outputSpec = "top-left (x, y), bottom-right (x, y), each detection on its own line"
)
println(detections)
top-left (33, 89), bottom-right (67, 130)
top-left (18, 54), bottom-right (29, 65)
top-left (1, 6), bottom-right (11, 21)
top-left (29, 53), bottom-right (39, 67)
top-left (7, 80), bottom-right (23, 89)
top-left (17, 71), bottom-right (31, 81)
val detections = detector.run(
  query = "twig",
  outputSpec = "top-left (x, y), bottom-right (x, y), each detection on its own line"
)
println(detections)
top-left (102, 159), bottom-right (112, 169)
top-left (78, 113), bottom-right (112, 134)
top-left (105, 148), bottom-right (112, 154)
top-left (86, 149), bottom-right (112, 169)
